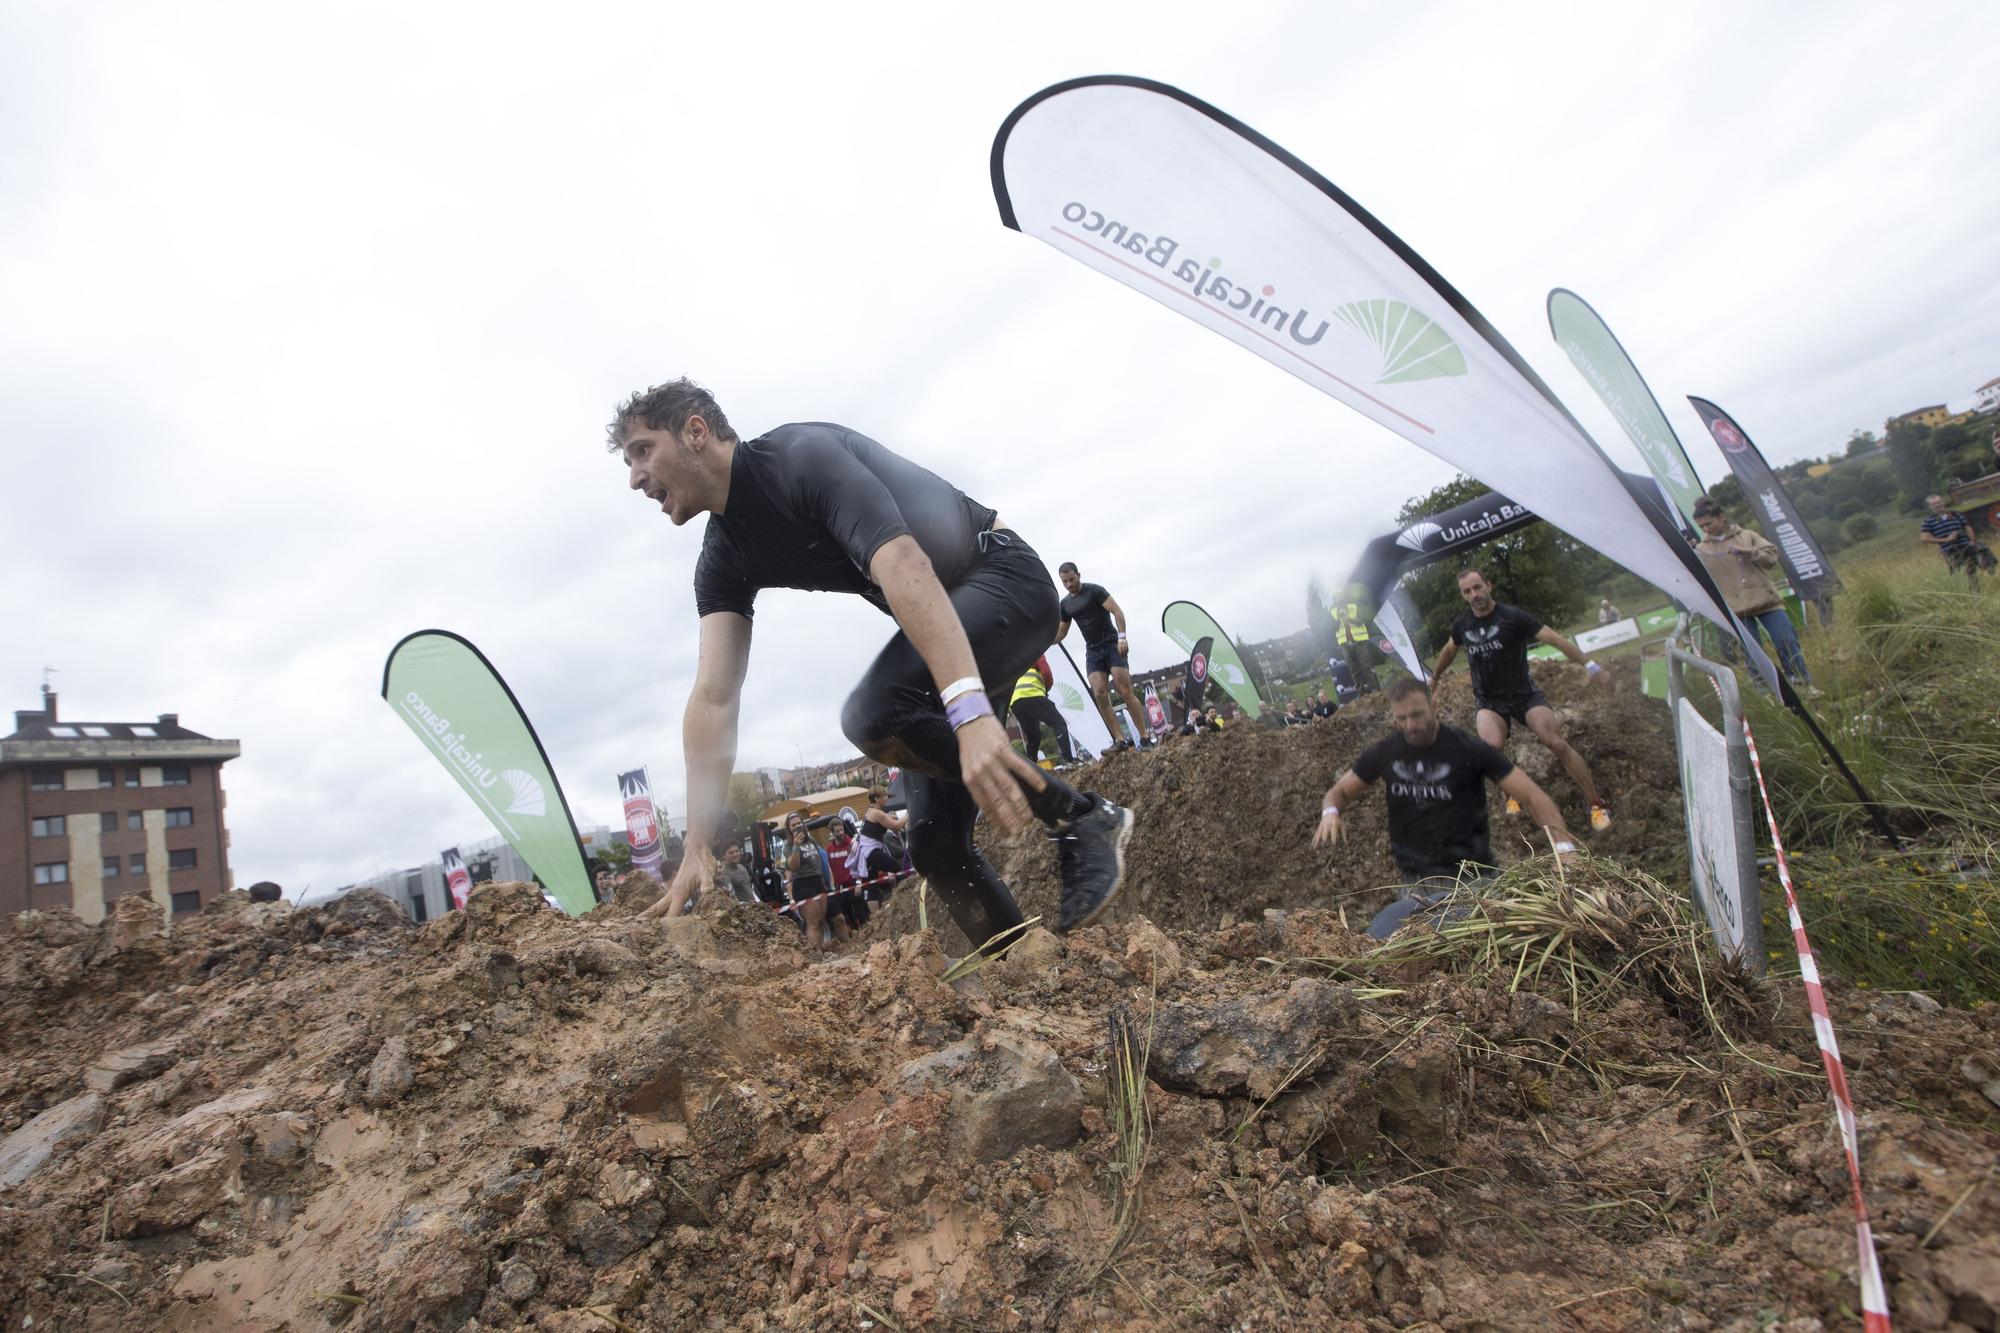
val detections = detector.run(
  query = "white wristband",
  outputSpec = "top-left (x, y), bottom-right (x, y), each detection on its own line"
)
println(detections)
top-left (1322, 806), bottom-right (1341, 819)
top-left (940, 676), bottom-right (984, 703)
top-left (1584, 660), bottom-right (1602, 675)
top-left (1553, 840), bottom-right (1577, 854)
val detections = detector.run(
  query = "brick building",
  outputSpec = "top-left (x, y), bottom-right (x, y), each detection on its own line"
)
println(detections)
top-left (1, 688), bottom-right (241, 921)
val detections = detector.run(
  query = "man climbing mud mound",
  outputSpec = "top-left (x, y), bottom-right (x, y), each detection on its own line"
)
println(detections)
top-left (1, 871), bottom-right (1994, 1330)
top-left (878, 658), bottom-right (1686, 956)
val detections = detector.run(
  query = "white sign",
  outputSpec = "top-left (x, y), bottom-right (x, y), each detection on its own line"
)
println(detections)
top-left (1676, 698), bottom-right (1751, 962)
top-left (1575, 618), bottom-right (1641, 653)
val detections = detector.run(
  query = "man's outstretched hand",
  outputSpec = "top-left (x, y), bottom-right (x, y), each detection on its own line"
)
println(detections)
top-left (955, 714), bottom-right (1037, 834)
top-left (1312, 809), bottom-right (1345, 849)
top-left (643, 850), bottom-right (713, 920)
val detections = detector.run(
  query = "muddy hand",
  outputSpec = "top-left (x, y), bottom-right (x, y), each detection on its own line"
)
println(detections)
top-left (956, 714), bottom-right (1034, 834)
top-left (644, 852), bottom-right (711, 919)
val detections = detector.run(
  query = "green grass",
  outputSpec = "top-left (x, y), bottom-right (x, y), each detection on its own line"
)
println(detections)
top-left (1719, 546), bottom-right (2000, 1003)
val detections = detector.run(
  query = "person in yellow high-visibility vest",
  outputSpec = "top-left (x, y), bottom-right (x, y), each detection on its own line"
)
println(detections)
top-left (1009, 655), bottom-right (1074, 765)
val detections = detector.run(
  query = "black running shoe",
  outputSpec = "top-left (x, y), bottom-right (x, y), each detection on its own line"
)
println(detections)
top-left (1052, 796), bottom-right (1134, 933)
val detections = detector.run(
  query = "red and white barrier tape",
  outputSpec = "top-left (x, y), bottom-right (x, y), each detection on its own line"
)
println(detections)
top-left (774, 871), bottom-right (902, 913)
top-left (1740, 716), bottom-right (1892, 1332)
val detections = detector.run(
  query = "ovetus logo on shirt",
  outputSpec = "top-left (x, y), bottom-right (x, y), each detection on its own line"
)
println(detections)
top-left (1387, 759), bottom-right (1453, 802)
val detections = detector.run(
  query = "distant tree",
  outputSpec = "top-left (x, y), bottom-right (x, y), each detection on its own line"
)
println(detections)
top-left (725, 773), bottom-right (768, 835)
top-left (1396, 475), bottom-right (1593, 650)
top-left (1843, 514), bottom-right (1880, 544)
top-left (1846, 429), bottom-right (1879, 457)
top-left (595, 841), bottom-right (634, 872)
top-left (1706, 474), bottom-right (1745, 512)
top-left (1884, 421), bottom-right (1939, 507)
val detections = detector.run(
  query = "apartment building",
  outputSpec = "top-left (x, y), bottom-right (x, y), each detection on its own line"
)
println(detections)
top-left (0, 688), bottom-right (241, 921)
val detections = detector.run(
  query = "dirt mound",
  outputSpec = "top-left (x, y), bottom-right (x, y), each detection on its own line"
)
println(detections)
top-left (4, 858), bottom-right (1996, 1332)
top-left (880, 659), bottom-right (1684, 953)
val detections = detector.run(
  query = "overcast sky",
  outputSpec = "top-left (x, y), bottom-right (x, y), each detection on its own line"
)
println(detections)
top-left (5, 2), bottom-right (1995, 895)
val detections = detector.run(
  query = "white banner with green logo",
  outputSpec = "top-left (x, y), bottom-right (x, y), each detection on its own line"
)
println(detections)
top-left (991, 77), bottom-right (1768, 692)
top-left (1048, 645), bottom-right (1114, 758)
top-left (381, 630), bottom-right (594, 915)
top-left (1547, 289), bottom-right (1707, 529)
top-left (1161, 600), bottom-right (1262, 718)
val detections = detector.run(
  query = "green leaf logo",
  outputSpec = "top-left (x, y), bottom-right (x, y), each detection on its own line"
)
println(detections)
top-left (1334, 300), bottom-right (1466, 383)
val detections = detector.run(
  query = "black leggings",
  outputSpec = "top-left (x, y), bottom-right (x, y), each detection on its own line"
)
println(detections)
top-left (1010, 695), bottom-right (1075, 763)
top-left (840, 530), bottom-right (1090, 949)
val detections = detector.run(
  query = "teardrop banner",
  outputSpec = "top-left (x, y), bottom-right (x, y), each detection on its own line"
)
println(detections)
top-left (441, 846), bottom-right (471, 910)
top-left (1547, 288), bottom-right (1710, 529)
top-left (1161, 600), bottom-right (1262, 718)
top-left (1048, 644), bottom-right (1115, 758)
top-left (381, 630), bottom-right (594, 915)
top-left (1182, 634), bottom-right (1214, 717)
top-left (990, 76), bottom-right (1771, 691)
top-left (1686, 396), bottom-right (1842, 608)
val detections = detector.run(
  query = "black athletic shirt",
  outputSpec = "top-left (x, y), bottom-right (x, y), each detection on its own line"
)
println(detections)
top-left (1449, 603), bottom-right (1545, 704)
top-left (693, 423), bottom-right (997, 620)
top-left (1060, 583), bottom-right (1117, 648)
top-left (1352, 725), bottom-right (1515, 878)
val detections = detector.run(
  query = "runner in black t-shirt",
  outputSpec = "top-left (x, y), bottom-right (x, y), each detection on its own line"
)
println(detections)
top-left (1312, 677), bottom-right (1575, 938)
top-left (610, 378), bottom-right (1134, 944)
top-left (1432, 568), bottom-right (1611, 832)
top-left (1054, 563), bottom-right (1153, 750)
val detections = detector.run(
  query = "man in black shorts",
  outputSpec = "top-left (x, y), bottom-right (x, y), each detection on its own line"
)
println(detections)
top-left (1312, 677), bottom-right (1575, 938)
top-left (611, 379), bottom-right (1134, 943)
top-left (1055, 563), bottom-right (1152, 749)
top-left (1432, 568), bottom-right (1611, 832)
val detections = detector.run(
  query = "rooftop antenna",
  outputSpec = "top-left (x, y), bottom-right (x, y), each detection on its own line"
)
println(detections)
top-left (42, 665), bottom-right (58, 690)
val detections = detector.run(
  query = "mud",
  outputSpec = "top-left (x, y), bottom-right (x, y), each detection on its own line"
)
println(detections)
top-left (3, 662), bottom-right (1997, 1331)
top-left (3, 864), bottom-right (1996, 1331)
top-left (884, 660), bottom-right (1685, 954)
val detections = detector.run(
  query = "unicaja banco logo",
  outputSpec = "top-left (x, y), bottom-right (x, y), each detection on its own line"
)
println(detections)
top-left (1396, 520), bottom-right (1442, 552)
top-left (1334, 300), bottom-right (1467, 384)
top-left (500, 769), bottom-right (546, 817)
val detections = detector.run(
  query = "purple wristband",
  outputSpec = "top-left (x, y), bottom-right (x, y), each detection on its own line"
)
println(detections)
top-left (945, 691), bottom-right (994, 731)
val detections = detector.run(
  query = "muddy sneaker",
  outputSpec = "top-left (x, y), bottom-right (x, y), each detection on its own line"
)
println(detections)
top-left (1052, 796), bottom-right (1133, 933)
top-left (1504, 796), bottom-right (1522, 816)
top-left (1589, 802), bottom-right (1612, 832)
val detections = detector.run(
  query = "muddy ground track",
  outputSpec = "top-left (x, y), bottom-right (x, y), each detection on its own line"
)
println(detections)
top-left (3, 662), bottom-right (1997, 1331)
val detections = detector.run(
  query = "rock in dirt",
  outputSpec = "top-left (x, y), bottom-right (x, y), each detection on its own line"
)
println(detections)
top-left (84, 1040), bottom-right (178, 1093)
top-left (561, 1197), bottom-right (641, 1267)
top-left (1933, 1234), bottom-right (2000, 1328)
top-left (1147, 978), bottom-right (1356, 1098)
top-left (110, 1148), bottom-right (233, 1236)
top-left (1962, 1056), bottom-right (2000, 1109)
top-left (1124, 917), bottom-right (1184, 986)
top-left (498, 1259), bottom-right (539, 1301)
top-left (0, 1092), bottom-right (105, 1189)
top-left (364, 1037), bottom-right (415, 1106)
top-left (325, 889), bottom-right (410, 935)
top-left (896, 1029), bottom-right (1084, 1162)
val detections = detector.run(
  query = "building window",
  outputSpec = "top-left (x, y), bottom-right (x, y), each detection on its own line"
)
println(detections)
top-left (168, 848), bottom-right (197, 871)
top-left (31, 815), bottom-right (66, 838)
top-left (170, 891), bottom-right (200, 914)
top-left (103, 856), bottom-right (120, 879)
top-left (165, 808), bottom-right (194, 828)
top-left (409, 893), bottom-right (429, 924)
top-left (97, 768), bottom-right (115, 788)
top-left (34, 862), bottom-right (69, 885)
top-left (161, 766), bottom-right (191, 786)
top-left (124, 769), bottom-right (140, 788)
top-left (129, 854), bottom-right (147, 876)
top-left (128, 812), bottom-right (144, 831)
top-left (31, 769), bottom-right (63, 791)
top-left (101, 811), bottom-right (117, 833)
